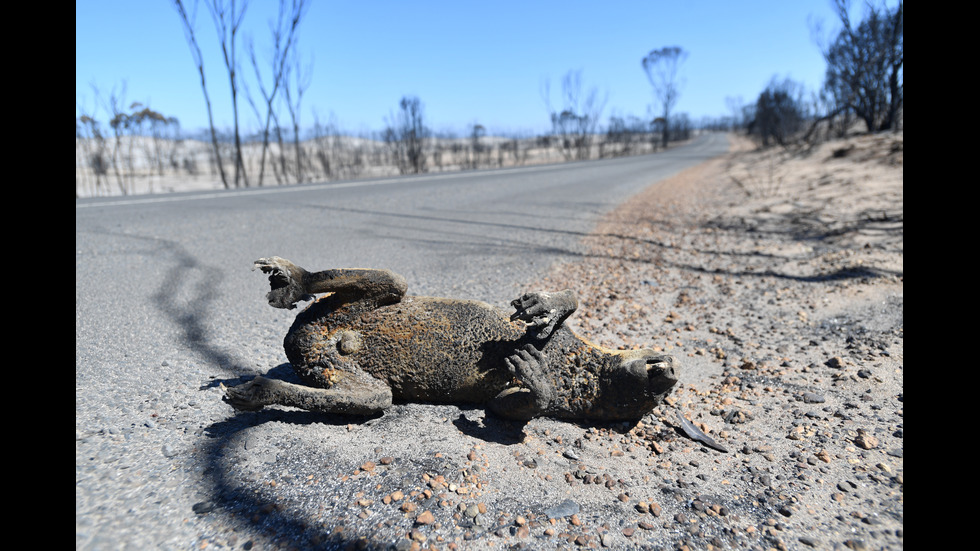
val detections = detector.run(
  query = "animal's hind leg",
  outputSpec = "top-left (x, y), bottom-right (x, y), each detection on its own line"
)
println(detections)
top-left (253, 257), bottom-right (407, 309)
top-left (253, 257), bottom-right (312, 309)
top-left (222, 370), bottom-right (392, 416)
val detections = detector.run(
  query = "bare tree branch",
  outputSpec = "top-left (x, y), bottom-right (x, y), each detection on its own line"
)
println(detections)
top-left (206, 0), bottom-right (250, 187)
top-left (246, 0), bottom-right (308, 186)
top-left (282, 47), bottom-right (313, 183)
top-left (642, 46), bottom-right (688, 147)
top-left (822, 0), bottom-right (903, 132)
top-left (172, 0), bottom-right (229, 189)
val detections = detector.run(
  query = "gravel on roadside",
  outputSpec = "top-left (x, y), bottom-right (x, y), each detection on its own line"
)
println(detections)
top-left (532, 131), bottom-right (903, 550)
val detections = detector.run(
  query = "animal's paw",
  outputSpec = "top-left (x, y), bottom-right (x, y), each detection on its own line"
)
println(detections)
top-left (253, 257), bottom-right (311, 309)
top-left (221, 376), bottom-right (277, 411)
top-left (502, 344), bottom-right (555, 414)
top-left (510, 291), bottom-right (576, 338)
top-left (504, 343), bottom-right (547, 379)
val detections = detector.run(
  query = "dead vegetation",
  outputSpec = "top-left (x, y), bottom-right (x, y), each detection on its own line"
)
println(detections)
top-left (74, 127), bottom-right (677, 197)
top-left (722, 130), bottom-right (903, 253)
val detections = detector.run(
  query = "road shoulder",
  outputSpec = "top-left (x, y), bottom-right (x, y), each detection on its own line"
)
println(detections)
top-left (534, 131), bottom-right (904, 549)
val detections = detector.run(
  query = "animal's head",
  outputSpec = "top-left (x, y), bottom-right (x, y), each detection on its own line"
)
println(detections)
top-left (574, 349), bottom-right (678, 421)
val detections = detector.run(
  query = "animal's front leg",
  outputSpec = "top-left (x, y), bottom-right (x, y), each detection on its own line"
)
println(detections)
top-left (510, 290), bottom-right (578, 339)
top-left (489, 344), bottom-right (557, 420)
top-left (222, 372), bottom-right (393, 416)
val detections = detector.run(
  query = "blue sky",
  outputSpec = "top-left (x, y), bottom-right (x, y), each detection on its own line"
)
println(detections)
top-left (76, 1), bottom-right (874, 137)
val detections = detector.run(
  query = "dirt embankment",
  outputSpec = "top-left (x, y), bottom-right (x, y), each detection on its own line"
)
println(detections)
top-left (532, 131), bottom-right (903, 549)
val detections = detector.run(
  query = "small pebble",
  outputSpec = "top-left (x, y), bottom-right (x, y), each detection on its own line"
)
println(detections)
top-left (803, 392), bottom-right (825, 404)
top-left (825, 357), bottom-right (845, 368)
top-left (192, 501), bottom-right (215, 515)
top-left (854, 431), bottom-right (879, 450)
top-left (544, 499), bottom-right (579, 519)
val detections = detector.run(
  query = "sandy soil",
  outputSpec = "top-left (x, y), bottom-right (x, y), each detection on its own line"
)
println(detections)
top-left (530, 131), bottom-right (903, 549)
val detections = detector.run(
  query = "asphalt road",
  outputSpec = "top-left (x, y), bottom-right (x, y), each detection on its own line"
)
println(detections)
top-left (76, 133), bottom-right (730, 549)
